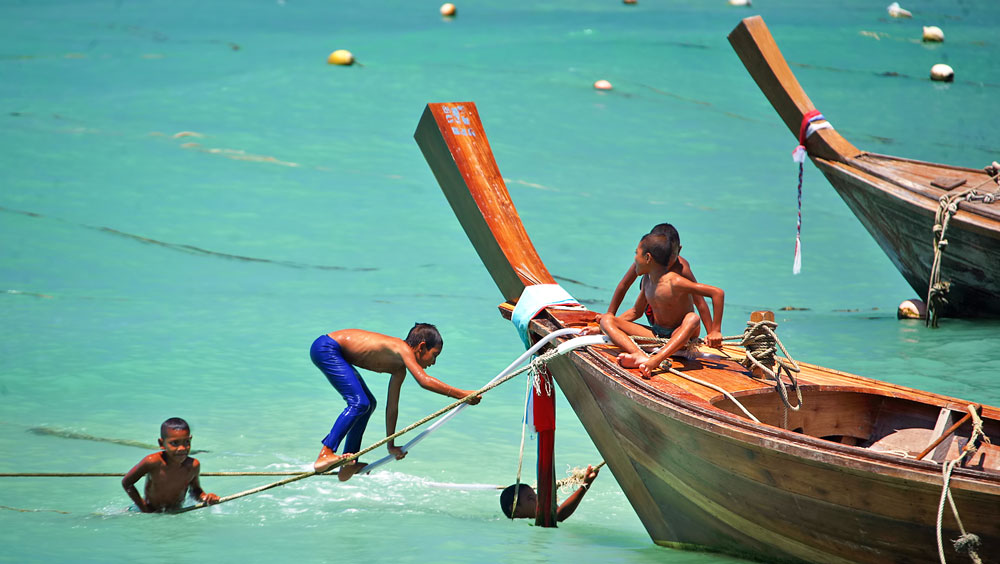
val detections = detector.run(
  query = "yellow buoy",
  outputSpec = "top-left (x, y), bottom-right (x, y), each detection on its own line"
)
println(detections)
top-left (922, 26), bottom-right (944, 42)
top-left (930, 63), bottom-right (954, 82)
top-left (440, 3), bottom-right (456, 16)
top-left (593, 79), bottom-right (613, 91)
top-left (327, 49), bottom-right (355, 66)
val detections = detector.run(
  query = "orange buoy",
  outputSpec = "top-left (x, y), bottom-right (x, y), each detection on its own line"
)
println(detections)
top-left (327, 49), bottom-right (355, 66)
top-left (440, 3), bottom-right (456, 16)
top-left (593, 79), bottom-right (613, 91)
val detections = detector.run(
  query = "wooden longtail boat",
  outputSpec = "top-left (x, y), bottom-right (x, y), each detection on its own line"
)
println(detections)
top-left (728, 16), bottom-right (1000, 321)
top-left (414, 102), bottom-right (1000, 563)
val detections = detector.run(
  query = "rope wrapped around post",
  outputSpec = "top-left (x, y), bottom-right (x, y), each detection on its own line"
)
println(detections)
top-left (723, 316), bottom-right (802, 413)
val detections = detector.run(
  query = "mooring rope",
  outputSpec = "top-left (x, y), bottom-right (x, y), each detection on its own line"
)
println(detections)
top-left (935, 405), bottom-right (990, 564)
top-left (178, 331), bottom-right (603, 513)
top-left (926, 168), bottom-right (1000, 328)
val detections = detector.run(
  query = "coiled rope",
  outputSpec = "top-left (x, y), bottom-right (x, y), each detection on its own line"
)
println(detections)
top-left (926, 168), bottom-right (1000, 328)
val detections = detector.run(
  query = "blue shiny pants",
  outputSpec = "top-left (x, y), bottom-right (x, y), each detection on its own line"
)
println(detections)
top-left (310, 334), bottom-right (376, 453)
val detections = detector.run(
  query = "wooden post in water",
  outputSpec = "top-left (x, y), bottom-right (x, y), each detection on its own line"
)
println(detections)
top-left (533, 364), bottom-right (558, 527)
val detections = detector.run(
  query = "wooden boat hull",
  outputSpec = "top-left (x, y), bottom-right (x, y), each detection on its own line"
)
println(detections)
top-left (414, 99), bottom-right (1000, 563)
top-left (545, 336), bottom-right (999, 563)
top-left (728, 16), bottom-right (1000, 319)
top-left (814, 156), bottom-right (1000, 317)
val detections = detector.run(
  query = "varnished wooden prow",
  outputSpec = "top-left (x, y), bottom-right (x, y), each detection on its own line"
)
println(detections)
top-left (414, 102), bottom-right (556, 303)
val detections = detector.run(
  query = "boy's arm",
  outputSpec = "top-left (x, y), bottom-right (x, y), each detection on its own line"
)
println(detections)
top-left (385, 371), bottom-right (407, 459)
top-left (679, 259), bottom-right (719, 347)
top-left (187, 459), bottom-right (219, 505)
top-left (673, 277), bottom-right (725, 341)
top-left (605, 265), bottom-right (638, 316)
top-left (122, 457), bottom-right (152, 512)
top-left (555, 465), bottom-right (600, 522)
top-left (400, 349), bottom-right (481, 405)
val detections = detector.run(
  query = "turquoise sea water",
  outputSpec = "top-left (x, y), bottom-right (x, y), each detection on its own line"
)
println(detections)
top-left (2, 0), bottom-right (998, 562)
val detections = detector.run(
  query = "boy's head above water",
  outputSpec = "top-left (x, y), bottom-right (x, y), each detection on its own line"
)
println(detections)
top-left (500, 483), bottom-right (536, 519)
top-left (405, 322), bottom-right (443, 369)
top-left (158, 417), bottom-right (192, 461)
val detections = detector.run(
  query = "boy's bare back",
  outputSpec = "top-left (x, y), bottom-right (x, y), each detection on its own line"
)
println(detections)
top-left (327, 329), bottom-right (412, 374)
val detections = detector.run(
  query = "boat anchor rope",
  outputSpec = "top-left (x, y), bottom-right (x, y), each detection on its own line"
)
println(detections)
top-left (936, 405), bottom-right (991, 564)
top-left (926, 168), bottom-right (1000, 328)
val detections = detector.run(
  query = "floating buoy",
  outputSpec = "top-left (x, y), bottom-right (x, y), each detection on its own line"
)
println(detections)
top-left (728, 0), bottom-right (751, 6)
top-left (440, 3), bottom-right (456, 16)
top-left (922, 26), bottom-right (944, 42)
top-left (623, 0), bottom-right (637, 5)
top-left (930, 63), bottom-right (954, 82)
top-left (887, 2), bottom-right (912, 18)
top-left (593, 79), bottom-right (613, 91)
top-left (327, 49), bottom-right (355, 66)
top-left (897, 299), bottom-right (927, 320)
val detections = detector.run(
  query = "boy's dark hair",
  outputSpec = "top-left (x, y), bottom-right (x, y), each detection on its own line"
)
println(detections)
top-left (648, 223), bottom-right (680, 247)
top-left (499, 483), bottom-right (534, 519)
top-left (639, 233), bottom-right (678, 267)
top-left (160, 417), bottom-right (190, 438)
top-left (405, 323), bottom-right (443, 350)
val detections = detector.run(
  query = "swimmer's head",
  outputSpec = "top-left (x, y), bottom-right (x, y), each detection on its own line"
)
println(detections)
top-left (160, 417), bottom-right (190, 439)
top-left (499, 483), bottom-right (536, 519)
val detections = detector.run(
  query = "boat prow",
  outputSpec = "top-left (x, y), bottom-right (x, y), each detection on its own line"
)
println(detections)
top-left (728, 16), bottom-right (1000, 320)
top-left (415, 100), bottom-right (1000, 563)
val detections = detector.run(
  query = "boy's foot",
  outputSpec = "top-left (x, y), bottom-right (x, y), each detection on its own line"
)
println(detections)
top-left (313, 446), bottom-right (346, 473)
top-left (617, 352), bottom-right (649, 370)
top-left (337, 460), bottom-right (367, 482)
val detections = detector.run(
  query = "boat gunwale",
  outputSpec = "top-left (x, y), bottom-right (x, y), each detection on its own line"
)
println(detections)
top-left (527, 314), bottom-right (1000, 491)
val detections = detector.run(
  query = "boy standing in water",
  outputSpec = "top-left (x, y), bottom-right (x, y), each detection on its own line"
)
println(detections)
top-left (310, 323), bottom-right (481, 480)
top-left (600, 230), bottom-right (725, 378)
top-left (122, 417), bottom-right (219, 512)
top-left (587, 223), bottom-right (721, 348)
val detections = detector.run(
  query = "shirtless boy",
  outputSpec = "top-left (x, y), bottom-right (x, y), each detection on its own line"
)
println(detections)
top-left (122, 417), bottom-right (219, 512)
top-left (310, 323), bottom-right (481, 480)
top-left (588, 223), bottom-right (720, 348)
top-left (600, 231), bottom-right (724, 378)
top-left (500, 464), bottom-right (600, 522)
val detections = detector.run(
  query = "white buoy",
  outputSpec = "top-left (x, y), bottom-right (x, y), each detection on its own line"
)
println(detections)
top-left (887, 2), bottom-right (912, 18)
top-left (440, 3), bottom-right (456, 17)
top-left (593, 79), bottom-right (613, 91)
top-left (728, 0), bottom-right (751, 6)
top-left (922, 26), bottom-right (944, 42)
top-left (897, 299), bottom-right (927, 320)
top-left (930, 63), bottom-right (954, 82)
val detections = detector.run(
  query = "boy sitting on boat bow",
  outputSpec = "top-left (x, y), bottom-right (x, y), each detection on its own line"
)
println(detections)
top-left (598, 230), bottom-right (725, 378)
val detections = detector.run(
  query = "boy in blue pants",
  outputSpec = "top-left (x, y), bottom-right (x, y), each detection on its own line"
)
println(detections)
top-left (310, 323), bottom-right (481, 480)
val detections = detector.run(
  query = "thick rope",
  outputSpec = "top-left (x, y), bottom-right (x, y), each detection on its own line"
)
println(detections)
top-left (509, 369), bottom-right (534, 520)
top-left (935, 405), bottom-right (990, 564)
top-left (723, 320), bottom-right (802, 413)
top-left (0, 472), bottom-right (325, 478)
top-left (176, 351), bottom-right (562, 514)
top-left (926, 169), bottom-right (1000, 328)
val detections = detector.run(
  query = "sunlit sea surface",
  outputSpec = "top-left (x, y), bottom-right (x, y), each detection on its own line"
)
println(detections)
top-left (1, 0), bottom-right (998, 562)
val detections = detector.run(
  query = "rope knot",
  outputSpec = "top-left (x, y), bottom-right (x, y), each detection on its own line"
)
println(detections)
top-left (953, 532), bottom-right (981, 554)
